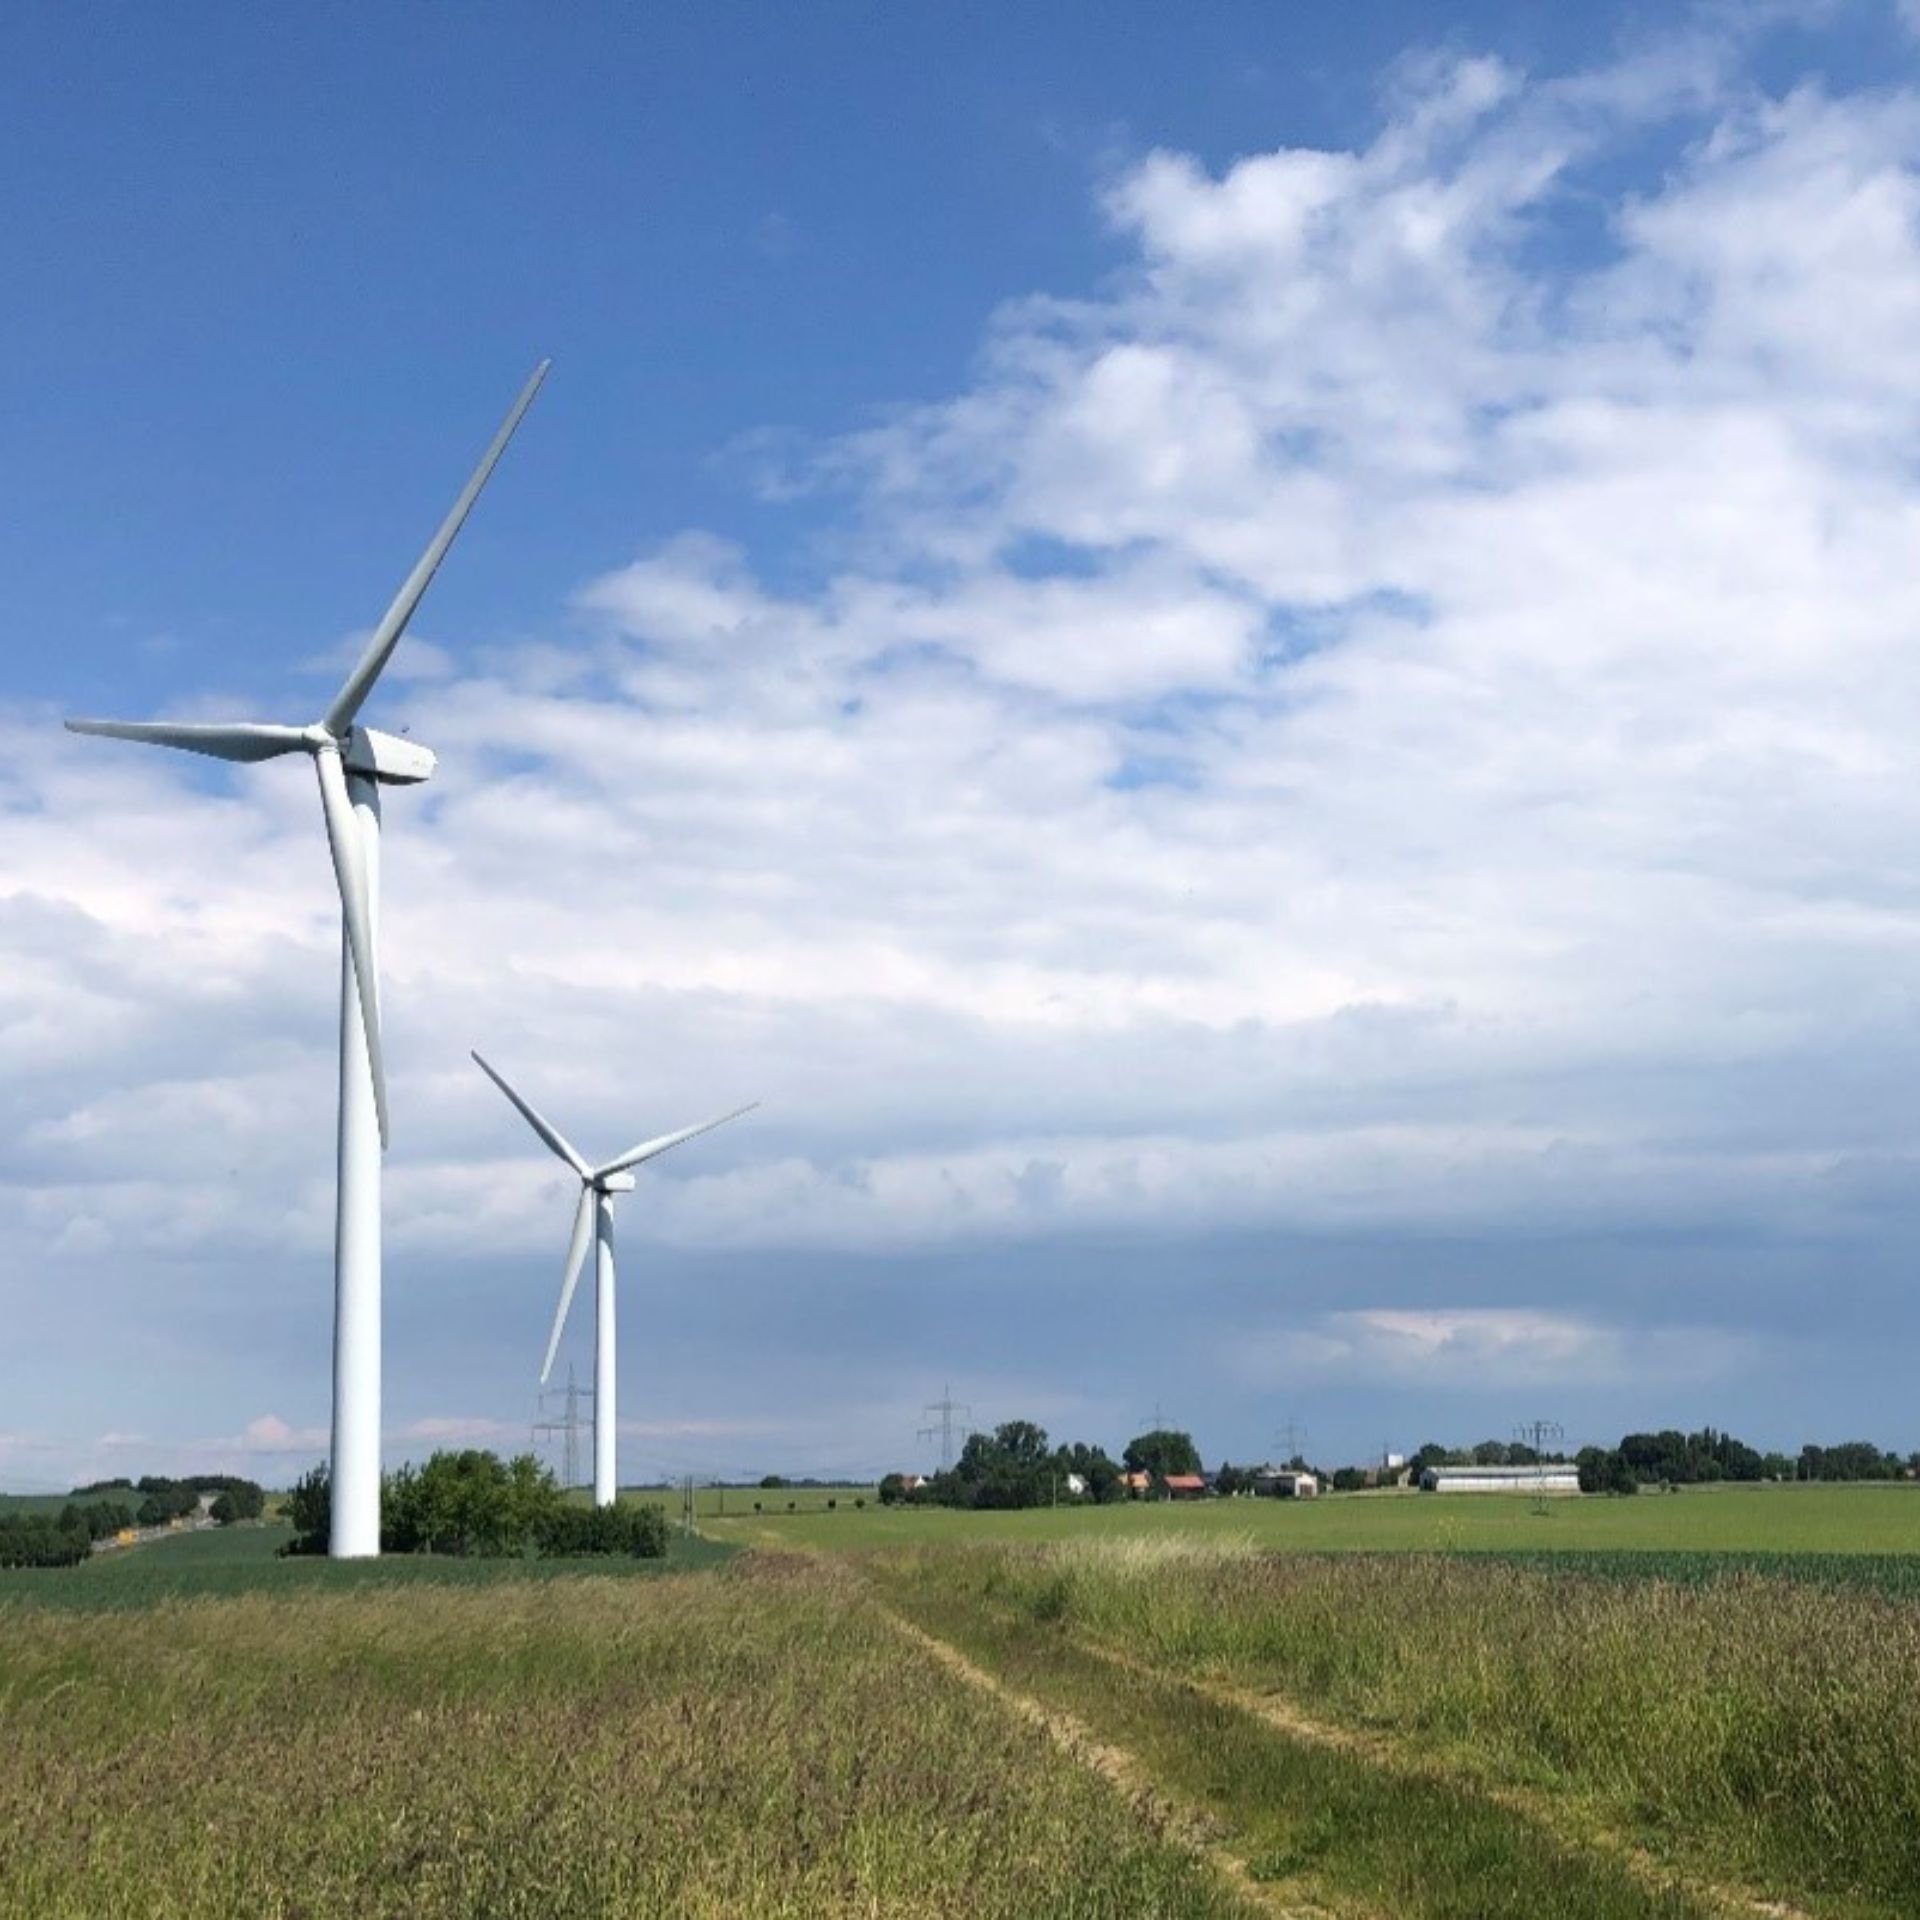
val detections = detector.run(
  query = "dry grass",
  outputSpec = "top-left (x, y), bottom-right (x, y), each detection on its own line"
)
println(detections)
top-left (0, 1556), bottom-right (1247, 1919)
top-left (900, 1542), bottom-right (1920, 1914)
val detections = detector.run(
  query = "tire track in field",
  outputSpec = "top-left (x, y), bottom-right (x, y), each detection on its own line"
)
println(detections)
top-left (883, 1605), bottom-right (1343, 1920)
top-left (1076, 1638), bottom-right (1809, 1920)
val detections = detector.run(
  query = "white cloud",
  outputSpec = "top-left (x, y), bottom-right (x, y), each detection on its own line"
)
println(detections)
top-left (10, 27), bottom-right (1920, 1469)
top-left (1235, 1308), bottom-right (1761, 1390)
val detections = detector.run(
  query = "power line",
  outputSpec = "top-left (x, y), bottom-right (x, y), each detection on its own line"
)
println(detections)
top-left (916, 1382), bottom-right (972, 1471)
top-left (533, 1362), bottom-right (591, 1492)
top-left (1513, 1418), bottom-right (1565, 1515)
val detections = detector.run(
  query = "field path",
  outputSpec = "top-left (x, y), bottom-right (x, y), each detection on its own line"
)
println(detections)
top-left (1075, 1638), bottom-right (1810, 1920)
top-left (883, 1602), bottom-right (1339, 1920)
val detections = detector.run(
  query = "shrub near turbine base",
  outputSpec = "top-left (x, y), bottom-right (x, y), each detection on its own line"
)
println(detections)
top-left (284, 1452), bottom-right (668, 1560)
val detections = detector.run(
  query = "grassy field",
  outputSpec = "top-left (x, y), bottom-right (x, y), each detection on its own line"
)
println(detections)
top-left (626, 1482), bottom-right (874, 1519)
top-left (6, 1484), bottom-right (1918, 1916)
top-left (708, 1478), bottom-right (1920, 1558)
top-left (0, 1553), bottom-right (1243, 1919)
top-left (876, 1537), bottom-right (1920, 1918)
top-left (0, 1514), bottom-right (731, 1611)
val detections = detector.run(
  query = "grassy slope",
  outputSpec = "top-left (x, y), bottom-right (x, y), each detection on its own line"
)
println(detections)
top-left (0, 1557), bottom-right (1246, 1920)
top-left (710, 1480), bottom-right (1920, 1557)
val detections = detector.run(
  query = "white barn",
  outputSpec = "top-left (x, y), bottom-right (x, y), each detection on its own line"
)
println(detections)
top-left (1419, 1464), bottom-right (1580, 1495)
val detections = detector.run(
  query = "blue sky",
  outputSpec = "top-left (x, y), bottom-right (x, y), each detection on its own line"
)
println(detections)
top-left (8, 3), bottom-right (1920, 1488)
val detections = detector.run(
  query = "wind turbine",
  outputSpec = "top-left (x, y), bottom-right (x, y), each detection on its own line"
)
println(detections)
top-left (65, 362), bottom-right (550, 1558)
top-left (471, 1050), bottom-right (755, 1508)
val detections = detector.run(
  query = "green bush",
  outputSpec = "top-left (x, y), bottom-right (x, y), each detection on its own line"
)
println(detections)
top-left (536, 1502), bottom-right (668, 1559)
top-left (0, 1513), bottom-right (90, 1568)
top-left (284, 1452), bottom-right (668, 1560)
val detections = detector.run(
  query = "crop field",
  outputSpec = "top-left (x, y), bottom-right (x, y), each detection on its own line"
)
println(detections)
top-left (707, 1478), bottom-right (1920, 1559)
top-left (626, 1481), bottom-right (874, 1519)
top-left (0, 1515), bottom-right (732, 1612)
top-left (864, 1535), bottom-right (1920, 1919)
top-left (1, 1551), bottom-right (1241, 1919)
top-left (6, 1487), bottom-right (1918, 1917)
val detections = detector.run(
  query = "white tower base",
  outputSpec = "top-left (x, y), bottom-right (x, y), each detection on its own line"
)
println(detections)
top-left (593, 1194), bottom-right (617, 1508)
top-left (329, 774), bottom-right (383, 1559)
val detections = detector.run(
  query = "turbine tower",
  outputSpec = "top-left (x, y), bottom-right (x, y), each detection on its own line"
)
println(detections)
top-left (471, 1051), bottom-right (754, 1507)
top-left (65, 363), bottom-right (550, 1558)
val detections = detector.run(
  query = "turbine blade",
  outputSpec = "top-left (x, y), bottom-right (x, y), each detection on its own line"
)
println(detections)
top-left (64, 719), bottom-right (309, 763)
top-left (322, 360), bottom-right (551, 735)
top-left (470, 1051), bottom-right (589, 1177)
top-left (540, 1185), bottom-right (596, 1385)
top-left (595, 1102), bottom-right (758, 1180)
top-left (314, 746), bottom-right (390, 1148)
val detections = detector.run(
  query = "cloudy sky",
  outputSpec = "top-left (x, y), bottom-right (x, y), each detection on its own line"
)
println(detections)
top-left (7, 3), bottom-right (1920, 1488)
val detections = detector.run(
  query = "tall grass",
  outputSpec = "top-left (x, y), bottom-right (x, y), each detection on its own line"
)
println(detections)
top-left (898, 1542), bottom-right (1920, 1911)
top-left (0, 1555), bottom-right (1243, 1919)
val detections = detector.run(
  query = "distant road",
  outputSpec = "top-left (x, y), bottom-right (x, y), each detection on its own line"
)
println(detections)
top-left (89, 1496), bottom-right (219, 1555)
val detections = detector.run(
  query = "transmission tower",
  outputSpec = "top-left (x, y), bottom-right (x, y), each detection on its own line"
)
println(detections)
top-left (1514, 1418), bottom-right (1565, 1515)
top-left (534, 1363), bottom-right (592, 1491)
top-left (1272, 1417), bottom-right (1310, 1466)
top-left (917, 1382), bottom-right (971, 1471)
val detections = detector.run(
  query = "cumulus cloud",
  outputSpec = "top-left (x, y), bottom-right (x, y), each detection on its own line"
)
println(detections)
top-left (1235, 1308), bottom-right (1762, 1391)
top-left (8, 21), bottom-right (1920, 1471)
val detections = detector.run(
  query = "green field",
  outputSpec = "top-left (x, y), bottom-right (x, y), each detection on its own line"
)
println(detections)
top-left (1, 1552), bottom-right (1239, 1919)
top-left (708, 1478), bottom-right (1920, 1556)
top-left (872, 1534), bottom-right (1920, 1918)
top-left (0, 1489), bottom-right (137, 1516)
top-left (6, 1483), bottom-right (1918, 1916)
top-left (0, 1514), bottom-right (730, 1611)
top-left (626, 1481), bottom-right (874, 1519)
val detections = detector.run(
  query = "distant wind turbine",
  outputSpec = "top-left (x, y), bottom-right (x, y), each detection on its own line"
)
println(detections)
top-left (65, 362), bottom-right (550, 1558)
top-left (471, 1050), bottom-right (755, 1507)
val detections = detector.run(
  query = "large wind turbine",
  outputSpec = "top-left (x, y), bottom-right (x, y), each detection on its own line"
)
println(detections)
top-left (471, 1051), bottom-right (755, 1507)
top-left (65, 363), bottom-right (550, 1558)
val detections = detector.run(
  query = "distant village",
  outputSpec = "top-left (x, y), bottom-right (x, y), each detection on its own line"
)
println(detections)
top-left (874, 1423), bottom-right (1915, 1511)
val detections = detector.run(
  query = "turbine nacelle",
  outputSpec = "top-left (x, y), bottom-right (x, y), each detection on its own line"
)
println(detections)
top-left (596, 1172), bottom-right (637, 1194)
top-left (343, 725), bottom-right (436, 786)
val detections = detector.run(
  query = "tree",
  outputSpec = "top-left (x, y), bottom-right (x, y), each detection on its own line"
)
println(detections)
top-left (954, 1421), bottom-right (1054, 1509)
top-left (1052, 1440), bottom-right (1123, 1502)
top-left (209, 1481), bottom-right (265, 1525)
top-left (1123, 1429), bottom-right (1200, 1478)
top-left (1575, 1446), bottom-right (1637, 1496)
top-left (285, 1463), bottom-right (331, 1554)
top-left (877, 1473), bottom-right (909, 1506)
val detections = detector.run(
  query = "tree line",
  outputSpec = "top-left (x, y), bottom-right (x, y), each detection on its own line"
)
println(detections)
top-left (0, 1475), bottom-right (268, 1570)
top-left (284, 1451), bottom-right (668, 1558)
top-left (879, 1423), bottom-right (1208, 1510)
top-left (870, 1419), bottom-right (1920, 1511)
top-left (1572, 1428), bottom-right (1919, 1494)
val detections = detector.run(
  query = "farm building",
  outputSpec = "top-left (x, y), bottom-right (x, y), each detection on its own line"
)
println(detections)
top-left (1161, 1473), bottom-right (1209, 1499)
top-left (1419, 1464), bottom-right (1580, 1495)
top-left (1253, 1468), bottom-right (1319, 1498)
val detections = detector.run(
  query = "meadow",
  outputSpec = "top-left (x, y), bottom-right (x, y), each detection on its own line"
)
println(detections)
top-left (706, 1477), bottom-right (1920, 1557)
top-left (873, 1536), bottom-right (1920, 1917)
top-left (5, 1485), bottom-right (1917, 1917)
top-left (0, 1548), bottom-right (1239, 1919)
top-left (0, 1516), bottom-right (732, 1612)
